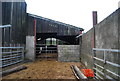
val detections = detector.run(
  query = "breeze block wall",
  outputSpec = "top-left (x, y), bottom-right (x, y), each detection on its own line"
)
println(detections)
top-left (80, 8), bottom-right (120, 79)
top-left (81, 8), bottom-right (120, 68)
top-left (58, 45), bottom-right (80, 62)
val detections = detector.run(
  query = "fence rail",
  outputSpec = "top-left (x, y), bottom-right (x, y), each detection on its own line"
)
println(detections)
top-left (93, 48), bottom-right (120, 80)
top-left (0, 47), bottom-right (24, 68)
top-left (0, 25), bottom-right (11, 28)
top-left (36, 44), bottom-right (57, 54)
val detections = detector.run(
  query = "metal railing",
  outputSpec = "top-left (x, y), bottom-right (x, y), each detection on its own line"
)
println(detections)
top-left (36, 44), bottom-right (57, 54)
top-left (0, 47), bottom-right (24, 68)
top-left (0, 25), bottom-right (11, 28)
top-left (93, 48), bottom-right (120, 80)
top-left (0, 24), bottom-right (25, 76)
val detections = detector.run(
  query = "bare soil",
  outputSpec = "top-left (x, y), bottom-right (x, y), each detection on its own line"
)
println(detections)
top-left (3, 59), bottom-right (85, 79)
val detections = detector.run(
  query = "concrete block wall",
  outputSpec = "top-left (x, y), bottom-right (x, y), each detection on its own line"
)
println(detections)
top-left (80, 8), bottom-right (120, 79)
top-left (95, 10), bottom-right (119, 49)
top-left (81, 28), bottom-right (94, 68)
top-left (58, 45), bottom-right (80, 62)
top-left (118, 8), bottom-right (120, 75)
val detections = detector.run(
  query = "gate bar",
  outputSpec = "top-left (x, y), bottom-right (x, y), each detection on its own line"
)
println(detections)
top-left (0, 25), bottom-right (11, 28)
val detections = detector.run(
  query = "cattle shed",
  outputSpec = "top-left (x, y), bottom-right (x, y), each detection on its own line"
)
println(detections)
top-left (0, 1), bottom-right (120, 80)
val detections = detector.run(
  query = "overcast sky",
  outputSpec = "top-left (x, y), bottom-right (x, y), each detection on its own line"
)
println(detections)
top-left (26, 0), bottom-right (120, 32)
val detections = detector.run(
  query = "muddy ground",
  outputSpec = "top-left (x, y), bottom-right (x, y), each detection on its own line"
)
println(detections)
top-left (3, 59), bottom-right (85, 79)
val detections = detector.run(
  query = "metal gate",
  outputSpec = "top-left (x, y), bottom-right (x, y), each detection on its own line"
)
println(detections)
top-left (36, 44), bottom-right (57, 54)
top-left (0, 25), bottom-right (24, 75)
top-left (0, 47), bottom-right (24, 68)
top-left (36, 44), bottom-right (57, 59)
top-left (0, 47), bottom-right (24, 74)
top-left (93, 48), bottom-right (120, 80)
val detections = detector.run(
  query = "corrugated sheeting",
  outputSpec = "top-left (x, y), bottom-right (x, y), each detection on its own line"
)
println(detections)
top-left (27, 13), bottom-right (84, 36)
top-left (1, 1), bottom-right (84, 45)
top-left (2, 2), bottom-right (27, 46)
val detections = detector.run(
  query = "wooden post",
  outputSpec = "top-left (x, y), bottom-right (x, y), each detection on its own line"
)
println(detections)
top-left (2, 65), bottom-right (27, 76)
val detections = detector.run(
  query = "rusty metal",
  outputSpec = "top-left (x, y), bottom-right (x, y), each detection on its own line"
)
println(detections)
top-left (92, 11), bottom-right (98, 26)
